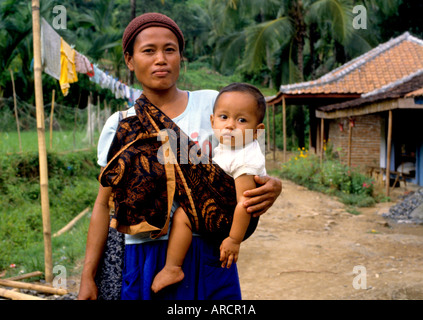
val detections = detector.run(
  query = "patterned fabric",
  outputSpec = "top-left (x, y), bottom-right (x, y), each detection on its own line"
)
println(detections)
top-left (99, 95), bottom-right (258, 242)
top-left (94, 223), bottom-right (125, 300)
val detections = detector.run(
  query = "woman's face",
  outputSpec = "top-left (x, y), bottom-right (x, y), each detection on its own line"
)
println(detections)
top-left (125, 27), bottom-right (181, 92)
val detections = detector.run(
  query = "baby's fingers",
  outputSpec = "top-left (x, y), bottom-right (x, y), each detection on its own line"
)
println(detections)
top-left (225, 254), bottom-right (234, 269)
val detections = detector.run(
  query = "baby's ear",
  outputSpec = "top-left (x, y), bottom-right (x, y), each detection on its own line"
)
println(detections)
top-left (210, 114), bottom-right (214, 126)
top-left (254, 123), bottom-right (265, 139)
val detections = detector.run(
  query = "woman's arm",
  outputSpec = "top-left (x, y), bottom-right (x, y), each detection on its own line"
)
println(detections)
top-left (77, 184), bottom-right (112, 300)
top-left (242, 175), bottom-right (282, 217)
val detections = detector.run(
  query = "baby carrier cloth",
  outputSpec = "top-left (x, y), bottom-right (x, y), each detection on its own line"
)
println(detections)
top-left (99, 95), bottom-right (258, 243)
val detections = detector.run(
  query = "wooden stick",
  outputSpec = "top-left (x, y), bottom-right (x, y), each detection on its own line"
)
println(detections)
top-left (5, 271), bottom-right (43, 281)
top-left (282, 96), bottom-right (287, 163)
top-left (97, 95), bottom-right (101, 133)
top-left (0, 279), bottom-right (67, 295)
top-left (49, 89), bottom-right (55, 149)
top-left (10, 69), bottom-right (22, 152)
top-left (347, 119), bottom-right (353, 167)
top-left (0, 287), bottom-right (45, 300)
top-left (53, 207), bottom-right (90, 237)
top-left (386, 110), bottom-right (393, 197)
top-left (31, 0), bottom-right (53, 284)
top-left (272, 104), bottom-right (276, 161)
top-left (266, 105), bottom-right (270, 152)
top-left (320, 118), bottom-right (324, 164)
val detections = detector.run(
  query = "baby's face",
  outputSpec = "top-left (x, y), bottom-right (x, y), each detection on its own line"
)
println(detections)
top-left (210, 91), bottom-right (263, 147)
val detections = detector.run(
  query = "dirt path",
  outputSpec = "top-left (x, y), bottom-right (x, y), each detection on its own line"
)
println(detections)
top-left (237, 178), bottom-right (423, 300)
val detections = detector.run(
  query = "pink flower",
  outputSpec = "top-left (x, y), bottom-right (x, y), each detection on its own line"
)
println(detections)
top-left (9, 264), bottom-right (16, 268)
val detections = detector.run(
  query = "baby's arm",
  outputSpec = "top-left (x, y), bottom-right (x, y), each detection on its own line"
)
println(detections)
top-left (220, 174), bottom-right (257, 268)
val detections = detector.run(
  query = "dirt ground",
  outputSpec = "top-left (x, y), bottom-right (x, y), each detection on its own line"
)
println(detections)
top-left (66, 155), bottom-right (423, 300)
top-left (237, 170), bottom-right (423, 300)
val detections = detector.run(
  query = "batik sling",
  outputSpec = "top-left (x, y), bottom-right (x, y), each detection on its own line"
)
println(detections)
top-left (99, 94), bottom-right (258, 242)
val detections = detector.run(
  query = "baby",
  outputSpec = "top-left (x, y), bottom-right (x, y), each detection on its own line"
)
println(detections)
top-left (151, 82), bottom-right (266, 293)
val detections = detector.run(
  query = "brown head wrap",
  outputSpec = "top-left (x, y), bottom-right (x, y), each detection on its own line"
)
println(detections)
top-left (122, 12), bottom-right (184, 54)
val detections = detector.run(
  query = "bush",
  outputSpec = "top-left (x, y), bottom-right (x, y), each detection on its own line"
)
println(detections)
top-left (280, 148), bottom-right (377, 208)
top-left (0, 149), bottom-right (99, 273)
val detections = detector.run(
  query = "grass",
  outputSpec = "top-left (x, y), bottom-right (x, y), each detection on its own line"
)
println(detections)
top-left (277, 147), bottom-right (379, 209)
top-left (0, 149), bottom-right (99, 278)
top-left (0, 130), bottom-right (99, 154)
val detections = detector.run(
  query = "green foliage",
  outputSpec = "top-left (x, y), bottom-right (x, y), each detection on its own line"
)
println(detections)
top-left (279, 148), bottom-right (377, 208)
top-left (0, 150), bottom-right (99, 274)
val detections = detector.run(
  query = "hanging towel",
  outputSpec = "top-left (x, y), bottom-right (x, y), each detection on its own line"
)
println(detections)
top-left (41, 18), bottom-right (61, 80)
top-left (89, 65), bottom-right (102, 84)
top-left (59, 38), bottom-right (78, 96)
top-left (75, 51), bottom-right (94, 75)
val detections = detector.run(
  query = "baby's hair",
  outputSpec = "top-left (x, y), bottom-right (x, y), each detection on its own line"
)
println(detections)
top-left (214, 82), bottom-right (266, 123)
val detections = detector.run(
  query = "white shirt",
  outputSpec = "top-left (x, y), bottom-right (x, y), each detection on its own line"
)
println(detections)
top-left (97, 90), bottom-right (218, 167)
top-left (213, 140), bottom-right (266, 180)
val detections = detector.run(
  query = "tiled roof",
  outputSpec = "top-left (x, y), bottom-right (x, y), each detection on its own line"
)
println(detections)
top-left (317, 71), bottom-right (423, 112)
top-left (278, 32), bottom-right (423, 95)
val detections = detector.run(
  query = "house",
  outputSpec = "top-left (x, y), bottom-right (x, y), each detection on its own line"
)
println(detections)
top-left (266, 32), bottom-right (423, 189)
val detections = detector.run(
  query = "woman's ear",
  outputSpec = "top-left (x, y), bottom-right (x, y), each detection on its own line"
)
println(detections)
top-left (124, 52), bottom-right (135, 71)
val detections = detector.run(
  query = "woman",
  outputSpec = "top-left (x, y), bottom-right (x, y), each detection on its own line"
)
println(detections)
top-left (78, 12), bottom-right (282, 300)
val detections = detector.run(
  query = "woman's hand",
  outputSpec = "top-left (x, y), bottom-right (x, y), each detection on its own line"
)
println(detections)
top-left (77, 274), bottom-right (98, 300)
top-left (242, 175), bottom-right (282, 217)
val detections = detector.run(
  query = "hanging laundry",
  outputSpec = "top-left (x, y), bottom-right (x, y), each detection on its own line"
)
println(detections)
top-left (59, 38), bottom-right (78, 96)
top-left (41, 18), bottom-right (61, 80)
top-left (75, 51), bottom-right (94, 75)
top-left (86, 64), bottom-right (95, 77)
top-left (89, 65), bottom-right (102, 84)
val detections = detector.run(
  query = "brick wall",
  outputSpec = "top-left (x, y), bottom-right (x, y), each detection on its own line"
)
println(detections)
top-left (327, 114), bottom-right (381, 168)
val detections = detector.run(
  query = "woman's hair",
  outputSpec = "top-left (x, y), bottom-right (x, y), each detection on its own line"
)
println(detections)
top-left (123, 12), bottom-right (184, 57)
top-left (214, 83), bottom-right (267, 124)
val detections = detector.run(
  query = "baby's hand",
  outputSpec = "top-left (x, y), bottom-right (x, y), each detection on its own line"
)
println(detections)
top-left (219, 237), bottom-right (241, 268)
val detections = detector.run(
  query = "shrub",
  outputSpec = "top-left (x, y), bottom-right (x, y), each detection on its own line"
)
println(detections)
top-left (0, 149), bottom-right (99, 273)
top-left (280, 148), bottom-right (376, 208)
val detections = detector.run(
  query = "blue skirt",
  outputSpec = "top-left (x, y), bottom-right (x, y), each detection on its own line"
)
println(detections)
top-left (121, 237), bottom-right (242, 300)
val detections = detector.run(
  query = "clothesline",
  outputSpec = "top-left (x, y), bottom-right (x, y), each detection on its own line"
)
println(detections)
top-left (40, 17), bottom-right (141, 106)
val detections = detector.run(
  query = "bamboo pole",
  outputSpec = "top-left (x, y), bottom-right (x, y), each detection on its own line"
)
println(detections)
top-left (53, 207), bottom-right (90, 237)
top-left (49, 89), bottom-right (55, 150)
top-left (10, 69), bottom-right (22, 152)
top-left (0, 279), bottom-right (68, 295)
top-left (0, 287), bottom-right (45, 300)
top-left (386, 110), bottom-right (393, 197)
top-left (6, 271), bottom-right (43, 281)
top-left (31, 0), bottom-right (53, 284)
top-left (282, 96), bottom-right (287, 163)
top-left (272, 104), bottom-right (276, 161)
